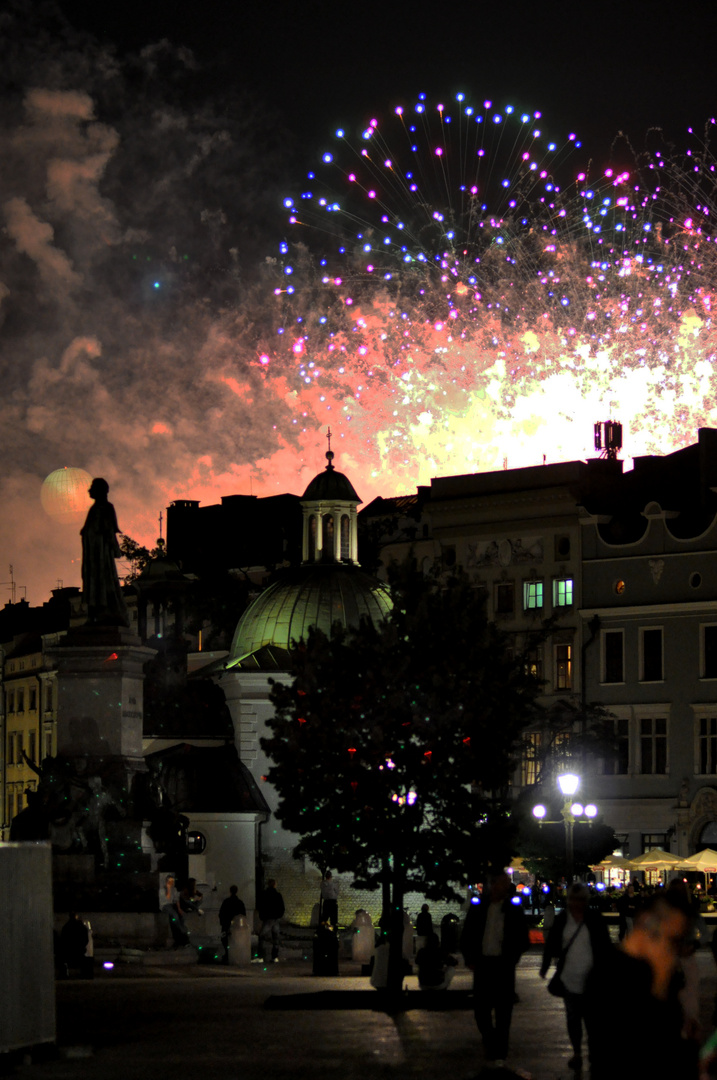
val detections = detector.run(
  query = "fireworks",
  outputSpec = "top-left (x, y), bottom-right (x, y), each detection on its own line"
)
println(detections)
top-left (254, 94), bottom-right (717, 493)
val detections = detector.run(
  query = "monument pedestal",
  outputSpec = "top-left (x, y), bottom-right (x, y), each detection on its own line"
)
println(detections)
top-left (48, 626), bottom-right (155, 793)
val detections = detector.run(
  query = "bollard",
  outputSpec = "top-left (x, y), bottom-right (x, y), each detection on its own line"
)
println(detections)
top-left (228, 915), bottom-right (251, 967)
top-left (351, 909), bottom-right (375, 965)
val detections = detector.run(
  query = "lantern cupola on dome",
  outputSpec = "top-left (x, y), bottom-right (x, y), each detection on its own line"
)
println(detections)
top-left (301, 430), bottom-right (361, 564)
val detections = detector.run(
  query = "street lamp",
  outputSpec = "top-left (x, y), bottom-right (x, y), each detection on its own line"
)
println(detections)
top-left (532, 773), bottom-right (598, 883)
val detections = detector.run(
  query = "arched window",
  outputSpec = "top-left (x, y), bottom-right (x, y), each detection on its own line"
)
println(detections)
top-left (322, 515), bottom-right (334, 559)
top-left (341, 515), bottom-right (350, 560)
top-left (308, 515), bottom-right (317, 561)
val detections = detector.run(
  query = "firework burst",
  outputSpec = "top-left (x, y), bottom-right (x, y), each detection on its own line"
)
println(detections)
top-left (249, 94), bottom-right (717, 494)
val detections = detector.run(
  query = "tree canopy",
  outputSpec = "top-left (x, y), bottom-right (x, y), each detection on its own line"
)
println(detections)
top-left (262, 561), bottom-right (544, 907)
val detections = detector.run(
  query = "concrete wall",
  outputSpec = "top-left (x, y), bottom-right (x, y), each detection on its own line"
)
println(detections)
top-left (1, 843), bottom-right (55, 1053)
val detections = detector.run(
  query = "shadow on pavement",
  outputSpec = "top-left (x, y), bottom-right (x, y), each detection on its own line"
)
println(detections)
top-left (264, 989), bottom-right (475, 1010)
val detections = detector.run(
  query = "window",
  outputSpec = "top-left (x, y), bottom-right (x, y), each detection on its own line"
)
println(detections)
top-left (524, 646), bottom-right (544, 682)
top-left (640, 717), bottom-right (667, 774)
top-left (6, 692), bottom-right (14, 714)
top-left (322, 514), bottom-right (334, 555)
top-left (16, 689), bottom-right (24, 713)
top-left (554, 536), bottom-right (571, 559)
top-left (520, 732), bottom-right (541, 787)
top-left (442, 545), bottom-right (456, 568)
top-left (494, 582), bottom-right (515, 615)
top-left (15, 733), bottom-right (23, 762)
top-left (703, 626), bottom-right (717, 679)
top-left (641, 628), bottom-right (663, 682)
top-left (699, 716), bottom-right (717, 774)
top-left (28, 731), bottom-right (36, 763)
top-left (554, 643), bottom-right (573, 690)
top-left (308, 515), bottom-right (317, 561)
top-left (340, 515), bottom-right (350, 560)
top-left (29, 688), bottom-right (37, 712)
top-left (601, 717), bottom-right (629, 774)
top-left (553, 578), bottom-right (574, 607)
top-left (523, 580), bottom-right (544, 610)
top-left (44, 683), bottom-right (53, 712)
top-left (6, 796), bottom-right (12, 823)
top-left (603, 630), bottom-right (624, 683)
top-left (44, 733), bottom-right (53, 759)
top-left (7, 734), bottom-right (14, 766)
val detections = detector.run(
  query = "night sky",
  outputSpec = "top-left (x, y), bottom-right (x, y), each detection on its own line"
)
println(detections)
top-left (3, 0), bottom-right (717, 604)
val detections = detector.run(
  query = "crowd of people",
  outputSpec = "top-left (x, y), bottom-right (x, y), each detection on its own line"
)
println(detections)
top-left (153, 868), bottom-right (717, 1076)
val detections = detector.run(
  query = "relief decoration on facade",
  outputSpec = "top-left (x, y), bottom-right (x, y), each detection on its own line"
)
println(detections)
top-left (466, 538), bottom-right (544, 568)
top-left (648, 558), bottom-right (665, 585)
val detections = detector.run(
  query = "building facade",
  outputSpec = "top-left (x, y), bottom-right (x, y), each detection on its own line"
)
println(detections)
top-left (580, 428), bottom-right (717, 858)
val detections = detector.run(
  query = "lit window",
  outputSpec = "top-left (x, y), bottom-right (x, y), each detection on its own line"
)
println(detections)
top-left (520, 732), bottom-right (541, 786)
top-left (553, 578), bottom-right (574, 607)
top-left (554, 644), bottom-right (572, 690)
top-left (523, 580), bottom-right (543, 610)
top-left (524, 646), bottom-right (544, 682)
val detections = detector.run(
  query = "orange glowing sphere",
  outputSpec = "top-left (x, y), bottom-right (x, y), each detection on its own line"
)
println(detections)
top-left (40, 467), bottom-right (92, 524)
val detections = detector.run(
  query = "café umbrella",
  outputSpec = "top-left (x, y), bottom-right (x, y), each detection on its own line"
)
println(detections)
top-left (628, 848), bottom-right (680, 875)
top-left (675, 848), bottom-right (717, 888)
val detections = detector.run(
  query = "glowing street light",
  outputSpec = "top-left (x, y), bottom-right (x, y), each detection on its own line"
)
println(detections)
top-left (532, 774), bottom-right (599, 882)
top-left (557, 773), bottom-right (580, 797)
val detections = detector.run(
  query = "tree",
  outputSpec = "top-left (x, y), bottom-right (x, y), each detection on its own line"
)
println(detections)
top-left (118, 534), bottom-right (162, 583)
top-left (261, 560), bottom-right (543, 986)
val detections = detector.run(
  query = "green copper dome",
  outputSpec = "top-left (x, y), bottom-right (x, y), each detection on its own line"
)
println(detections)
top-left (229, 564), bottom-right (392, 665)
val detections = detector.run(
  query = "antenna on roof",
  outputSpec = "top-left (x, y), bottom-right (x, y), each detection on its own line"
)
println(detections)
top-left (594, 420), bottom-right (622, 461)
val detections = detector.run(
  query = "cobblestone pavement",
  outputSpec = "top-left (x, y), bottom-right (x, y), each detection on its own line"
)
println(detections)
top-left (12, 949), bottom-right (717, 1080)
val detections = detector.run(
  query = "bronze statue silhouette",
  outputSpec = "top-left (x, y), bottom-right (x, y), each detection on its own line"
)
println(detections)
top-left (80, 478), bottom-right (128, 626)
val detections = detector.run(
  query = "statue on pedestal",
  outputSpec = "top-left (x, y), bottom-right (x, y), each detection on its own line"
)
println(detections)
top-left (80, 477), bottom-right (129, 626)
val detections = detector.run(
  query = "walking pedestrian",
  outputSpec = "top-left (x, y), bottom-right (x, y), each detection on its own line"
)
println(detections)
top-left (219, 885), bottom-right (246, 964)
top-left (587, 894), bottom-right (696, 1078)
top-left (257, 878), bottom-right (285, 962)
top-left (540, 882), bottom-right (610, 1073)
top-left (320, 871), bottom-right (339, 928)
top-left (460, 871), bottom-right (529, 1069)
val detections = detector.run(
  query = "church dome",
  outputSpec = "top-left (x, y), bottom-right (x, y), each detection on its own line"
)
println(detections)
top-left (229, 563), bottom-right (392, 665)
top-left (301, 450), bottom-right (361, 503)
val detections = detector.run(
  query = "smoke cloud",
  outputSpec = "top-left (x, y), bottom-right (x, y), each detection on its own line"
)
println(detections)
top-left (0, 7), bottom-right (308, 604)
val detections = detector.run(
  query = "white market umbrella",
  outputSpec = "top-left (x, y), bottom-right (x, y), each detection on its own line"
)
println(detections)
top-left (592, 853), bottom-right (634, 871)
top-left (677, 848), bottom-right (717, 873)
top-left (628, 848), bottom-right (680, 872)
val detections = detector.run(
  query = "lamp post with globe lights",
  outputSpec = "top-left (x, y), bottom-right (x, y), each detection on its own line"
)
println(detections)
top-left (532, 773), bottom-right (598, 882)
